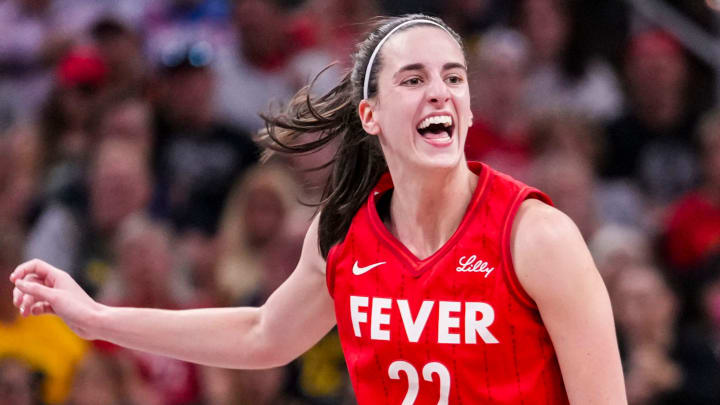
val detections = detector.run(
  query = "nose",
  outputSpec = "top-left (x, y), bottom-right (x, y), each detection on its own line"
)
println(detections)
top-left (427, 75), bottom-right (451, 105)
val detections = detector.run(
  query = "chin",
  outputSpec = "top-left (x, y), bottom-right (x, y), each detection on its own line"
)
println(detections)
top-left (411, 139), bottom-right (465, 169)
top-left (413, 151), bottom-right (464, 171)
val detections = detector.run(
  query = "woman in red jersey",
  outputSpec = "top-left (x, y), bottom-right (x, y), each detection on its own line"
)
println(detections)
top-left (11, 14), bottom-right (626, 404)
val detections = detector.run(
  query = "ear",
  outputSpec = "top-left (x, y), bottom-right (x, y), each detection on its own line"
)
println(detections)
top-left (358, 99), bottom-right (380, 135)
top-left (469, 112), bottom-right (474, 127)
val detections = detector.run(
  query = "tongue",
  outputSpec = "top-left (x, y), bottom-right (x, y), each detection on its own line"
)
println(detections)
top-left (422, 128), bottom-right (450, 139)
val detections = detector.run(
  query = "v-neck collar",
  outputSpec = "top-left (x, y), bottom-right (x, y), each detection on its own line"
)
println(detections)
top-left (367, 162), bottom-right (491, 277)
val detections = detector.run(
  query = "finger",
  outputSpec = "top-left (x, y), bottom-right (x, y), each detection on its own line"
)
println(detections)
top-left (30, 301), bottom-right (54, 316)
top-left (10, 259), bottom-right (55, 284)
top-left (15, 279), bottom-right (56, 304)
top-left (20, 293), bottom-right (37, 316)
top-left (13, 287), bottom-right (23, 307)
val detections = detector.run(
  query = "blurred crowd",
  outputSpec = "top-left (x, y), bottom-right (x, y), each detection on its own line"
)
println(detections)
top-left (0, 0), bottom-right (719, 404)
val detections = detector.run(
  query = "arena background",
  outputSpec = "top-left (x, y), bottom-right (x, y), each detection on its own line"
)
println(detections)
top-left (1, 0), bottom-right (720, 404)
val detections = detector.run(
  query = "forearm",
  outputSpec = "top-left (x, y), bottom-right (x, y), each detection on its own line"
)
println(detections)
top-left (94, 305), bottom-right (280, 369)
top-left (11, 219), bottom-right (334, 370)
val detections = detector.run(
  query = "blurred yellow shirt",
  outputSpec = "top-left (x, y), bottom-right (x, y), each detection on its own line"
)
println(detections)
top-left (0, 314), bottom-right (87, 404)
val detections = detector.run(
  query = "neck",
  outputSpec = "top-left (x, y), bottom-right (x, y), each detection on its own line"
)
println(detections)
top-left (387, 162), bottom-right (477, 260)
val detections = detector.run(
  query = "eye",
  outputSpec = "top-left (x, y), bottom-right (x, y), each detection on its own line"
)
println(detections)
top-left (446, 74), bottom-right (464, 85)
top-left (401, 76), bottom-right (423, 86)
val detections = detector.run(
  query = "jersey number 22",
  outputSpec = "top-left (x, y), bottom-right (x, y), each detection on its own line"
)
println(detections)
top-left (388, 360), bottom-right (450, 405)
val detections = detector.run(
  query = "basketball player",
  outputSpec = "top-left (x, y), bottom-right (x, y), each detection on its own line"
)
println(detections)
top-left (11, 15), bottom-right (626, 404)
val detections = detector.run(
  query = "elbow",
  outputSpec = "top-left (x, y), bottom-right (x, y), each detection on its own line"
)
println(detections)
top-left (246, 339), bottom-right (295, 369)
top-left (227, 307), bottom-right (298, 369)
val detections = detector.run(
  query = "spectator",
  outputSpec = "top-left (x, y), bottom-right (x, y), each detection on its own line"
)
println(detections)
top-left (529, 112), bottom-right (647, 229)
top-left (516, 0), bottom-right (624, 122)
top-left (464, 28), bottom-right (533, 180)
top-left (612, 264), bottom-right (682, 405)
top-left (664, 108), bottom-right (720, 273)
top-left (25, 139), bottom-right (152, 293)
top-left (90, 18), bottom-right (148, 95)
top-left (215, 163), bottom-right (305, 305)
top-left (529, 111), bottom-right (602, 165)
top-left (602, 30), bottom-right (700, 210)
top-left (205, 366), bottom-right (297, 405)
top-left (529, 153), bottom-right (598, 238)
top-left (92, 91), bottom-right (154, 154)
top-left (589, 224), bottom-right (652, 294)
top-left (36, 46), bottom-right (109, 200)
top-left (0, 357), bottom-right (42, 405)
top-left (98, 216), bottom-right (202, 405)
top-left (302, 0), bottom-right (379, 68)
top-left (176, 229), bottom-right (221, 308)
top-left (213, 0), bottom-right (339, 132)
top-left (142, 0), bottom-right (233, 66)
top-left (0, 126), bottom-right (40, 229)
top-left (673, 255), bottom-right (720, 404)
top-left (151, 43), bottom-right (259, 235)
top-left (438, 0), bottom-right (511, 39)
top-left (99, 216), bottom-right (186, 308)
top-left (65, 345), bottom-right (160, 405)
top-left (0, 0), bottom-right (105, 129)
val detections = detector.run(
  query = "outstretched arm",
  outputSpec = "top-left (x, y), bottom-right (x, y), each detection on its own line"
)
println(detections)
top-left (11, 217), bottom-right (336, 369)
top-left (511, 199), bottom-right (627, 405)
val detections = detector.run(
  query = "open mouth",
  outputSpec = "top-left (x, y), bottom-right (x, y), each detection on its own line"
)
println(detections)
top-left (416, 115), bottom-right (454, 141)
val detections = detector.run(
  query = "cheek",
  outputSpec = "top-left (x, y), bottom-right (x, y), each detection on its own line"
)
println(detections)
top-left (453, 89), bottom-right (473, 125)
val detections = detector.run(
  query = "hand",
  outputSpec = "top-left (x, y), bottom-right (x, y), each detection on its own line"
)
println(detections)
top-left (10, 259), bottom-right (104, 340)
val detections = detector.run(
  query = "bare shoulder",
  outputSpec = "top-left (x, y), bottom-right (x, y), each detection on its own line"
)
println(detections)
top-left (510, 199), bottom-right (599, 303)
top-left (512, 199), bottom-right (580, 250)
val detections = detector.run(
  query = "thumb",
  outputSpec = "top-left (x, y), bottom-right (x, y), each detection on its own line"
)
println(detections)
top-left (16, 279), bottom-right (56, 303)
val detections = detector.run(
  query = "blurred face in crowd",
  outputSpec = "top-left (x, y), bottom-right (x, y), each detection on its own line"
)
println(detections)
top-left (99, 99), bottom-right (153, 151)
top-left (472, 30), bottom-right (529, 116)
top-left (243, 184), bottom-right (286, 248)
top-left (520, 0), bottom-right (568, 63)
top-left (233, 0), bottom-right (285, 58)
top-left (366, 26), bottom-right (472, 172)
top-left (531, 153), bottom-right (595, 236)
top-left (0, 359), bottom-right (35, 405)
top-left (90, 143), bottom-right (151, 233)
top-left (625, 32), bottom-right (687, 125)
top-left (116, 222), bottom-right (173, 289)
top-left (161, 68), bottom-right (214, 128)
top-left (67, 351), bottom-right (122, 405)
top-left (613, 266), bottom-right (677, 345)
top-left (94, 32), bottom-right (143, 84)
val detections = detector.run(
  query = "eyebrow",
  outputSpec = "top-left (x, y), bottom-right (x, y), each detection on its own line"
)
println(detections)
top-left (393, 62), bottom-right (467, 78)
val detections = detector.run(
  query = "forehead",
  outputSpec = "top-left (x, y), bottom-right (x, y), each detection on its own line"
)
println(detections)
top-left (379, 25), bottom-right (465, 70)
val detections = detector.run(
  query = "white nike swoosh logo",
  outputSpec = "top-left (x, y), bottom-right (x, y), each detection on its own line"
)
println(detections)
top-left (352, 261), bottom-right (386, 275)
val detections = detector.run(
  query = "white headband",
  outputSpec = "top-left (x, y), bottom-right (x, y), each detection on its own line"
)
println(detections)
top-left (362, 19), bottom-right (452, 100)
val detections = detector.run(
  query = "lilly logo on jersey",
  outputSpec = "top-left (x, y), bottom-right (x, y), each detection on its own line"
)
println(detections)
top-left (456, 255), bottom-right (494, 278)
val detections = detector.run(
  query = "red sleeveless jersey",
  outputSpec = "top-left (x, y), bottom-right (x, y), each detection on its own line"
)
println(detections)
top-left (326, 162), bottom-right (569, 405)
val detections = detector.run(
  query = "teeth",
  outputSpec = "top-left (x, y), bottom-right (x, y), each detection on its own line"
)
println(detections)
top-left (417, 115), bottom-right (453, 130)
